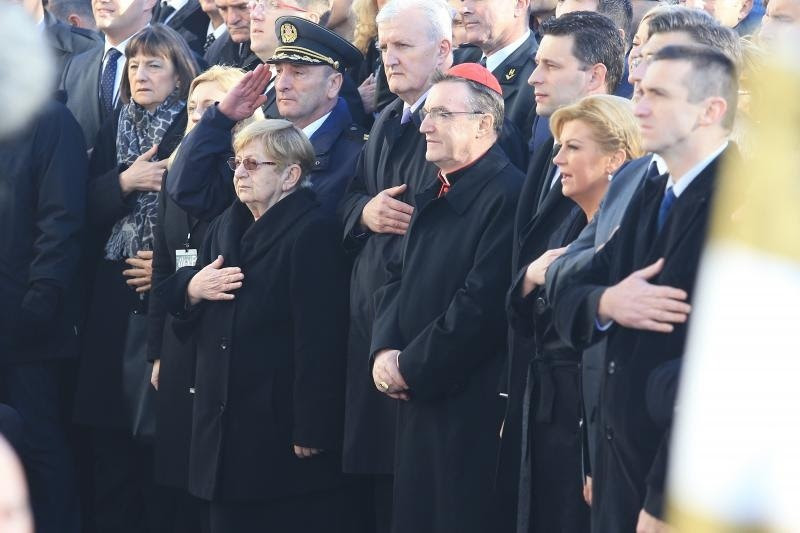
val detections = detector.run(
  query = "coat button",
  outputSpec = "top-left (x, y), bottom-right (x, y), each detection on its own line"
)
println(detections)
top-left (534, 296), bottom-right (547, 314)
top-left (219, 338), bottom-right (228, 350)
top-left (605, 425), bottom-right (614, 441)
top-left (219, 401), bottom-right (226, 412)
top-left (607, 361), bottom-right (616, 375)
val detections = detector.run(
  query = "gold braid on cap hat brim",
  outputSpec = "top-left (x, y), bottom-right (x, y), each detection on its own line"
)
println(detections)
top-left (271, 46), bottom-right (340, 70)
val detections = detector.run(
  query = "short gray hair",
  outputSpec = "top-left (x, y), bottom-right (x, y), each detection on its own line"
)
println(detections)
top-left (431, 71), bottom-right (504, 134)
top-left (233, 119), bottom-right (316, 188)
top-left (376, 0), bottom-right (453, 43)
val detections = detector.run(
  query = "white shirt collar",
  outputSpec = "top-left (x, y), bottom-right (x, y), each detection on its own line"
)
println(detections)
top-left (301, 111), bottom-right (332, 140)
top-left (208, 22), bottom-right (227, 38)
top-left (483, 30), bottom-right (531, 73)
top-left (666, 141), bottom-right (728, 198)
top-left (651, 154), bottom-right (668, 176)
top-left (402, 88), bottom-right (431, 117)
top-left (103, 33), bottom-right (133, 58)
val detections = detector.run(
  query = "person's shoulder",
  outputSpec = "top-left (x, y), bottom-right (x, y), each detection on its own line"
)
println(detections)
top-left (68, 25), bottom-right (102, 50)
top-left (342, 121), bottom-right (368, 144)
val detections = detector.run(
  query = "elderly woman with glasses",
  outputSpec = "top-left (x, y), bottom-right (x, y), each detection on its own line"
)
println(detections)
top-left (162, 120), bottom-right (352, 532)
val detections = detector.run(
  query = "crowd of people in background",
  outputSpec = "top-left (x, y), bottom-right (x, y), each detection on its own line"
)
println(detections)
top-left (0, 0), bottom-right (795, 531)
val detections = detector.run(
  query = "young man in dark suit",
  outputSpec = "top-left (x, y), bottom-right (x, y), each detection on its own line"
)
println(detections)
top-left (551, 45), bottom-right (739, 533)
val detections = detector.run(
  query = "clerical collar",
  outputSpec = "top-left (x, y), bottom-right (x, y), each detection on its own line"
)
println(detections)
top-left (436, 151), bottom-right (486, 198)
top-left (483, 30), bottom-right (531, 73)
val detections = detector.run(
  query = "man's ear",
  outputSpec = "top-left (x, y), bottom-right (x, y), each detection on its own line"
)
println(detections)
top-left (436, 38), bottom-right (453, 69)
top-left (587, 62), bottom-right (608, 94)
top-left (477, 113), bottom-right (495, 139)
top-left (283, 164), bottom-right (303, 191)
top-left (700, 96), bottom-right (728, 127)
top-left (327, 71), bottom-right (343, 99)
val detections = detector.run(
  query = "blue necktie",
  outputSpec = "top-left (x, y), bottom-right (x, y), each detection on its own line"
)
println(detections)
top-left (101, 48), bottom-right (122, 116)
top-left (657, 187), bottom-right (677, 233)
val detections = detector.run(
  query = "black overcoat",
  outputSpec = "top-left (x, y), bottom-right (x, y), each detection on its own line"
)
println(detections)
top-left (337, 98), bottom-right (437, 474)
top-left (502, 184), bottom-right (589, 533)
top-left (73, 112), bottom-right (187, 429)
top-left (370, 145), bottom-right (523, 533)
top-left (0, 99), bottom-right (87, 363)
top-left (146, 178), bottom-right (210, 489)
top-left (160, 188), bottom-right (350, 501)
top-left (552, 148), bottom-right (733, 531)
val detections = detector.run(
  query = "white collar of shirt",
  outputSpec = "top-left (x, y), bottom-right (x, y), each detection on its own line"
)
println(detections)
top-left (651, 153), bottom-right (668, 176)
top-left (301, 111), bottom-right (332, 139)
top-left (483, 30), bottom-right (531, 73)
top-left (208, 22), bottom-right (227, 38)
top-left (549, 137), bottom-right (561, 187)
top-left (402, 88), bottom-right (431, 118)
top-left (666, 141), bottom-right (728, 198)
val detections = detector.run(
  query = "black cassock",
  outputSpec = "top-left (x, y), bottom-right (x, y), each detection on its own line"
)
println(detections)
top-left (503, 182), bottom-right (590, 533)
top-left (552, 148), bottom-right (734, 531)
top-left (338, 98), bottom-right (437, 475)
top-left (370, 144), bottom-right (523, 533)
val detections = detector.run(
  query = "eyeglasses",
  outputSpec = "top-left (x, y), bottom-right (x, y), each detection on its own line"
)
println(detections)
top-left (227, 157), bottom-right (278, 171)
top-left (248, 0), bottom-right (308, 13)
top-left (419, 108), bottom-right (486, 122)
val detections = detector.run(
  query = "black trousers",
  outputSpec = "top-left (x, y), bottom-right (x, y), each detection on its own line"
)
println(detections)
top-left (90, 428), bottom-right (172, 533)
top-left (208, 486), bottom-right (362, 533)
top-left (0, 360), bottom-right (81, 533)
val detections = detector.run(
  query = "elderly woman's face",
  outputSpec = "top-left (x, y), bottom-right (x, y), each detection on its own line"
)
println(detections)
top-left (232, 141), bottom-right (295, 214)
top-left (187, 81), bottom-right (227, 130)
top-left (127, 53), bottom-right (179, 112)
top-left (553, 119), bottom-right (616, 204)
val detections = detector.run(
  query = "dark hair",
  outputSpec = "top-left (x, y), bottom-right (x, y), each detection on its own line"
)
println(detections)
top-left (652, 44), bottom-right (738, 130)
top-left (598, 0), bottom-right (633, 47)
top-left (48, 0), bottom-right (93, 22)
top-left (119, 24), bottom-right (200, 104)
top-left (647, 7), bottom-right (742, 67)
top-left (431, 70), bottom-right (505, 134)
top-left (540, 11), bottom-right (626, 95)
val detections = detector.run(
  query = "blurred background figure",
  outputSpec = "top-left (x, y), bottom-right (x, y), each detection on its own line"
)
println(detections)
top-left (48, 0), bottom-right (98, 30)
top-left (0, 2), bottom-right (55, 138)
top-left (0, 436), bottom-right (33, 533)
top-left (151, 0), bottom-right (211, 56)
top-left (758, 0), bottom-right (800, 47)
top-left (199, 0), bottom-right (226, 52)
top-left (686, 0), bottom-right (761, 35)
top-left (351, 0), bottom-right (394, 118)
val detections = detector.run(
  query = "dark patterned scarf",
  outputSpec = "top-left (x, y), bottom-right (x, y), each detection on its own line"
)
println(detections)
top-left (104, 90), bottom-right (185, 261)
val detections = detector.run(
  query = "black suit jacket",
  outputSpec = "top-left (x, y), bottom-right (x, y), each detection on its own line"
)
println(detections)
top-left (43, 9), bottom-right (101, 78)
top-left (60, 44), bottom-right (106, 148)
top-left (203, 32), bottom-right (261, 71)
top-left (153, 0), bottom-right (209, 55)
top-left (552, 147), bottom-right (734, 530)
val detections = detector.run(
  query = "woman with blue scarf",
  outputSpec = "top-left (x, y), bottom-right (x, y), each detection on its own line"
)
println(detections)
top-left (74, 24), bottom-right (198, 533)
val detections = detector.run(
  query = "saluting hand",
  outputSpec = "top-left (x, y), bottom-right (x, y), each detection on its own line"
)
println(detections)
top-left (360, 184), bottom-right (414, 235)
top-left (218, 64), bottom-right (271, 121)
top-left (597, 258), bottom-right (691, 333)
top-left (187, 255), bottom-right (244, 306)
top-left (119, 145), bottom-right (167, 195)
top-left (123, 250), bottom-right (154, 293)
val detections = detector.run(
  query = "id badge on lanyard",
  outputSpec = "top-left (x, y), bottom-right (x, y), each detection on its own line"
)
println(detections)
top-left (176, 232), bottom-right (198, 271)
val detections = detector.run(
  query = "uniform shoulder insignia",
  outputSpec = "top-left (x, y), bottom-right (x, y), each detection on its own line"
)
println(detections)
top-left (363, 134), bottom-right (370, 141)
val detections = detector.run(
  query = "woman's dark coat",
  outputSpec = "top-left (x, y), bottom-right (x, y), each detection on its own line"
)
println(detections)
top-left (73, 112), bottom-right (187, 429)
top-left (369, 145), bottom-right (523, 533)
top-left (160, 188), bottom-right (350, 501)
top-left (146, 175), bottom-right (210, 489)
top-left (503, 183), bottom-right (590, 533)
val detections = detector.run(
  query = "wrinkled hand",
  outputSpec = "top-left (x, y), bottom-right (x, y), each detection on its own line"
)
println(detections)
top-left (521, 247), bottom-right (568, 297)
top-left (372, 349), bottom-right (409, 400)
top-left (218, 64), bottom-right (271, 121)
top-left (360, 184), bottom-right (414, 235)
top-left (583, 476), bottom-right (593, 506)
top-left (187, 255), bottom-right (244, 305)
top-left (293, 445), bottom-right (322, 459)
top-left (151, 359), bottom-right (160, 391)
top-left (119, 145), bottom-right (167, 195)
top-left (358, 73), bottom-right (377, 114)
top-left (636, 509), bottom-right (672, 533)
top-left (598, 258), bottom-right (690, 333)
top-left (123, 250), bottom-right (154, 293)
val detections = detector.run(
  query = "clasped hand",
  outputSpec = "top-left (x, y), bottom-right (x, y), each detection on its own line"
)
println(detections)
top-left (372, 349), bottom-right (410, 401)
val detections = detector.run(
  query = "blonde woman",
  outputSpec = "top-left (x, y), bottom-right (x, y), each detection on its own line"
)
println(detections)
top-left (146, 65), bottom-right (262, 532)
top-left (502, 95), bottom-right (643, 533)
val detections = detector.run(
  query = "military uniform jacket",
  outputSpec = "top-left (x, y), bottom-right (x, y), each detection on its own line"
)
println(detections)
top-left (369, 145), bottom-right (523, 533)
top-left (552, 148), bottom-right (734, 531)
top-left (454, 33), bottom-right (539, 137)
top-left (337, 97), bottom-right (437, 474)
top-left (160, 188), bottom-right (349, 501)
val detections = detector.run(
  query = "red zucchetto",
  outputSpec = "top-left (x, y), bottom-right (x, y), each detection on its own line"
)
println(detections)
top-left (445, 63), bottom-right (503, 96)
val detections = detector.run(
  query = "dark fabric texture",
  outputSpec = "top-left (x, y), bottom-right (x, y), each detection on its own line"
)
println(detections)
top-left (369, 145), bottom-right (523, 533)
top-left (159, 188), bottom-right (350, 501)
